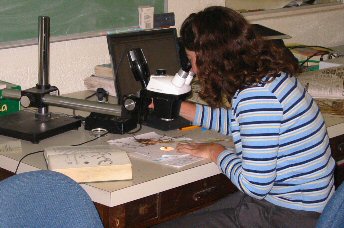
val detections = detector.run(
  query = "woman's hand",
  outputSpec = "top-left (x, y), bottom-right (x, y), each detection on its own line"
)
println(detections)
top-left (176, 142), bottom-right (225, 162)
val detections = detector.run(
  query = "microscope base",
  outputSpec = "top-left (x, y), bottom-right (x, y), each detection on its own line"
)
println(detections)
top-left (0, 110), bottom-right (81, 144)
top-left (84, 112), bottom-right (137, 134)
top-left (145, 115), bottom-right (191, 131)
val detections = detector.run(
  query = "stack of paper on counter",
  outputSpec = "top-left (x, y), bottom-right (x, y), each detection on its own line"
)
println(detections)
top-left (107, 132), bottom-right (205, 168)
top-left (44, 145), bottom-right (132, 183)
top-left (84, 75), bottom-right (117, 97)
top-left (84, 63), bottom-right (117, 96)
top-left (94, 63), bottom-right (113, 78)
top-left (297, 66), bottom-right (344, 100)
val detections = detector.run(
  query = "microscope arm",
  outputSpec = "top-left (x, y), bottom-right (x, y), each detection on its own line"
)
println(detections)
top-left (1, 88), bottom-right (123, 116)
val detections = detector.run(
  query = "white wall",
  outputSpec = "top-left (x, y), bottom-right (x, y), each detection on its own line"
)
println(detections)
top-left (244, 4), bottom-right (344, 47)
top-left (0, 36), bottom-right (109, 94)
top-left (0, 1), bottom-right (343, 94)
top-left (167, 0), bottom-right (225, 35)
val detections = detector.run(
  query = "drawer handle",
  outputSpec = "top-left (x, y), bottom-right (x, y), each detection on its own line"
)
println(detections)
top-left (192, 186), bottom-right (216, 201)
top-left (338, 143), bottom-right (344, 153)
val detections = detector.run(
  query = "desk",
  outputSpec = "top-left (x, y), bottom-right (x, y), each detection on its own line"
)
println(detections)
top-left (0, 102), bottom-right (235, 227)
top-left (1, 95), bottom-right (344, 227)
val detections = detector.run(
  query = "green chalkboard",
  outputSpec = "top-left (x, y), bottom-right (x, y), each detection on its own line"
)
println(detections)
top-left (0, 0), bottom-right (164, 43)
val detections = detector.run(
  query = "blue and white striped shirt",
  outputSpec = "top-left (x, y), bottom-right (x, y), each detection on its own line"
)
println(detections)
top-left (193, 73), bottom-right (335, 213)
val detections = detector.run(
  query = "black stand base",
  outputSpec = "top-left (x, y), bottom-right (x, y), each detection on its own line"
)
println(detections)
top-left (84, 112), bottom-right (137, 134)
top-left (145, 114), bottom-right (191, 131)
top-left (0, 111), bottom-right (81, 143)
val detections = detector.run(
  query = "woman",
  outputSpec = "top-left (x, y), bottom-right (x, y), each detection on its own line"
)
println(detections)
top-left (158, 6), bottom-right (335, 228)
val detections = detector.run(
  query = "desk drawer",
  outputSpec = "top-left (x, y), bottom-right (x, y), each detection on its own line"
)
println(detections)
top-left (95, 194), bottom-right (158, 228)
top-left (124, 194), bottom-right (158, 227)
top-left (330, 134), bottom-right (344, 162)
top-left (159, 174), bottom-right (235, 219)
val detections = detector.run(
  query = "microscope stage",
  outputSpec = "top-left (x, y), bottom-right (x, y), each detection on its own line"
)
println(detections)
top-left (145, 114), bottom-right (191, 131)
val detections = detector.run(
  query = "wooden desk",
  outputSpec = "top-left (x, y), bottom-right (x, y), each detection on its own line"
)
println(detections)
top-left (0, 118), bottom-right (236, 227)
top-left (1, 105), bottom-right (344, 227)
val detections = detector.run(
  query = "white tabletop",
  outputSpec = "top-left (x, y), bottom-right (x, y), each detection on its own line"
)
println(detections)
top-left (0, 119), bottom-right (230, 207)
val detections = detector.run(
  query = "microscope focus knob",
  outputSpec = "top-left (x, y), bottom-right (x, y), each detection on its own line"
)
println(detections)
top-left (123, 96), bottom-right (138, 111)
top-left (20, 95), bottom-right (31, 108)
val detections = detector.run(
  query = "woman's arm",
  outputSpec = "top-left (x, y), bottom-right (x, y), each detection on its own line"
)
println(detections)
top-left (180, 101), bottom-right (233, 136)
top-left (179, 101), bottom-right (196, 122)
top-left (176, 101), bottom-right (230, 163)
top-left (176, 142), bottom-right (225, 163)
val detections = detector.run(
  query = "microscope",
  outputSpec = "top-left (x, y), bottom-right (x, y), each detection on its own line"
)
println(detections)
top-left (127, 48), bottom-right (194, 130)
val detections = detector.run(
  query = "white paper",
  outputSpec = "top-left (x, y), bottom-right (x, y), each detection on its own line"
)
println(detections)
top-left (297, 67), bottom-right (344, 99)
top-left (0, 140), bottom-right (22, 154)
top-left (319, 62), bottom-right (342, 70)
top-left (107, 132), bottom-right (204, 168)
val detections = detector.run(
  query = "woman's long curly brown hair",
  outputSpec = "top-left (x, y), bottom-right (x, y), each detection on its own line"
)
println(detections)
top-left (180, 6), bottom-right (299, 107)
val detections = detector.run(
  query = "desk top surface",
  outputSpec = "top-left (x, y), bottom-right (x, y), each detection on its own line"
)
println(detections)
top-left (0, 108), bottom-right (229, 207)
top-left (0, 91), bottom-right (344, 207)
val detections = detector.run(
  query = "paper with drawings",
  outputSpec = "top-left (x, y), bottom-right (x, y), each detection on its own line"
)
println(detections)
top-left (0, 140), bottom-right (22, 154)
top-left (107, 132), bottom-right (204, 168)
top-left (44, 145), bottom-right (130, 169)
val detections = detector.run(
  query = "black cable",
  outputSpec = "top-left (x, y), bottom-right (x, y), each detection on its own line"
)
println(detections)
top-left (70, 131), bottom-right (109, 146)
top-left (14, 131), bottom-right (109, 174)
top-left (288, 45), bottom-right (333, 52)
top-left (288, 45), bottom-right (333, 68)
top-left (299, 50), bottom-right (328, 68)
top-left (14, 150), bottom-right (44, 174)
top-left (85, 92), bottom-right (97, 100)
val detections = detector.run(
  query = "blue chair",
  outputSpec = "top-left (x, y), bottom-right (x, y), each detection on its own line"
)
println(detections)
top-left (317, 181), bottom-right (344, 228)
top-left (0, 170), bottom-right (103, 228)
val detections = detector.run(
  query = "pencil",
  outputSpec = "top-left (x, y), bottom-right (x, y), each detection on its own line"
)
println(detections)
top-left (179, 125), bottom-right (200, 131)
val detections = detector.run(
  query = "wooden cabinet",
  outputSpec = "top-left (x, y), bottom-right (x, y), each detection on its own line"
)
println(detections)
top-left (95, 174), bottom-right (235, 228)
top-left (0, 167), bottom-right (14, 181)
top-left (0, 167), bottom-right (235, 228)
top-left (159, 174), bottom-right (234, 219)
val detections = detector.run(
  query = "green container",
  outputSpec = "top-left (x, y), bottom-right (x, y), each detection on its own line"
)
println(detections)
top-left (0, 81), bottom-right (21, 116)
top-left (300, 60), bottom-right (320, 72)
